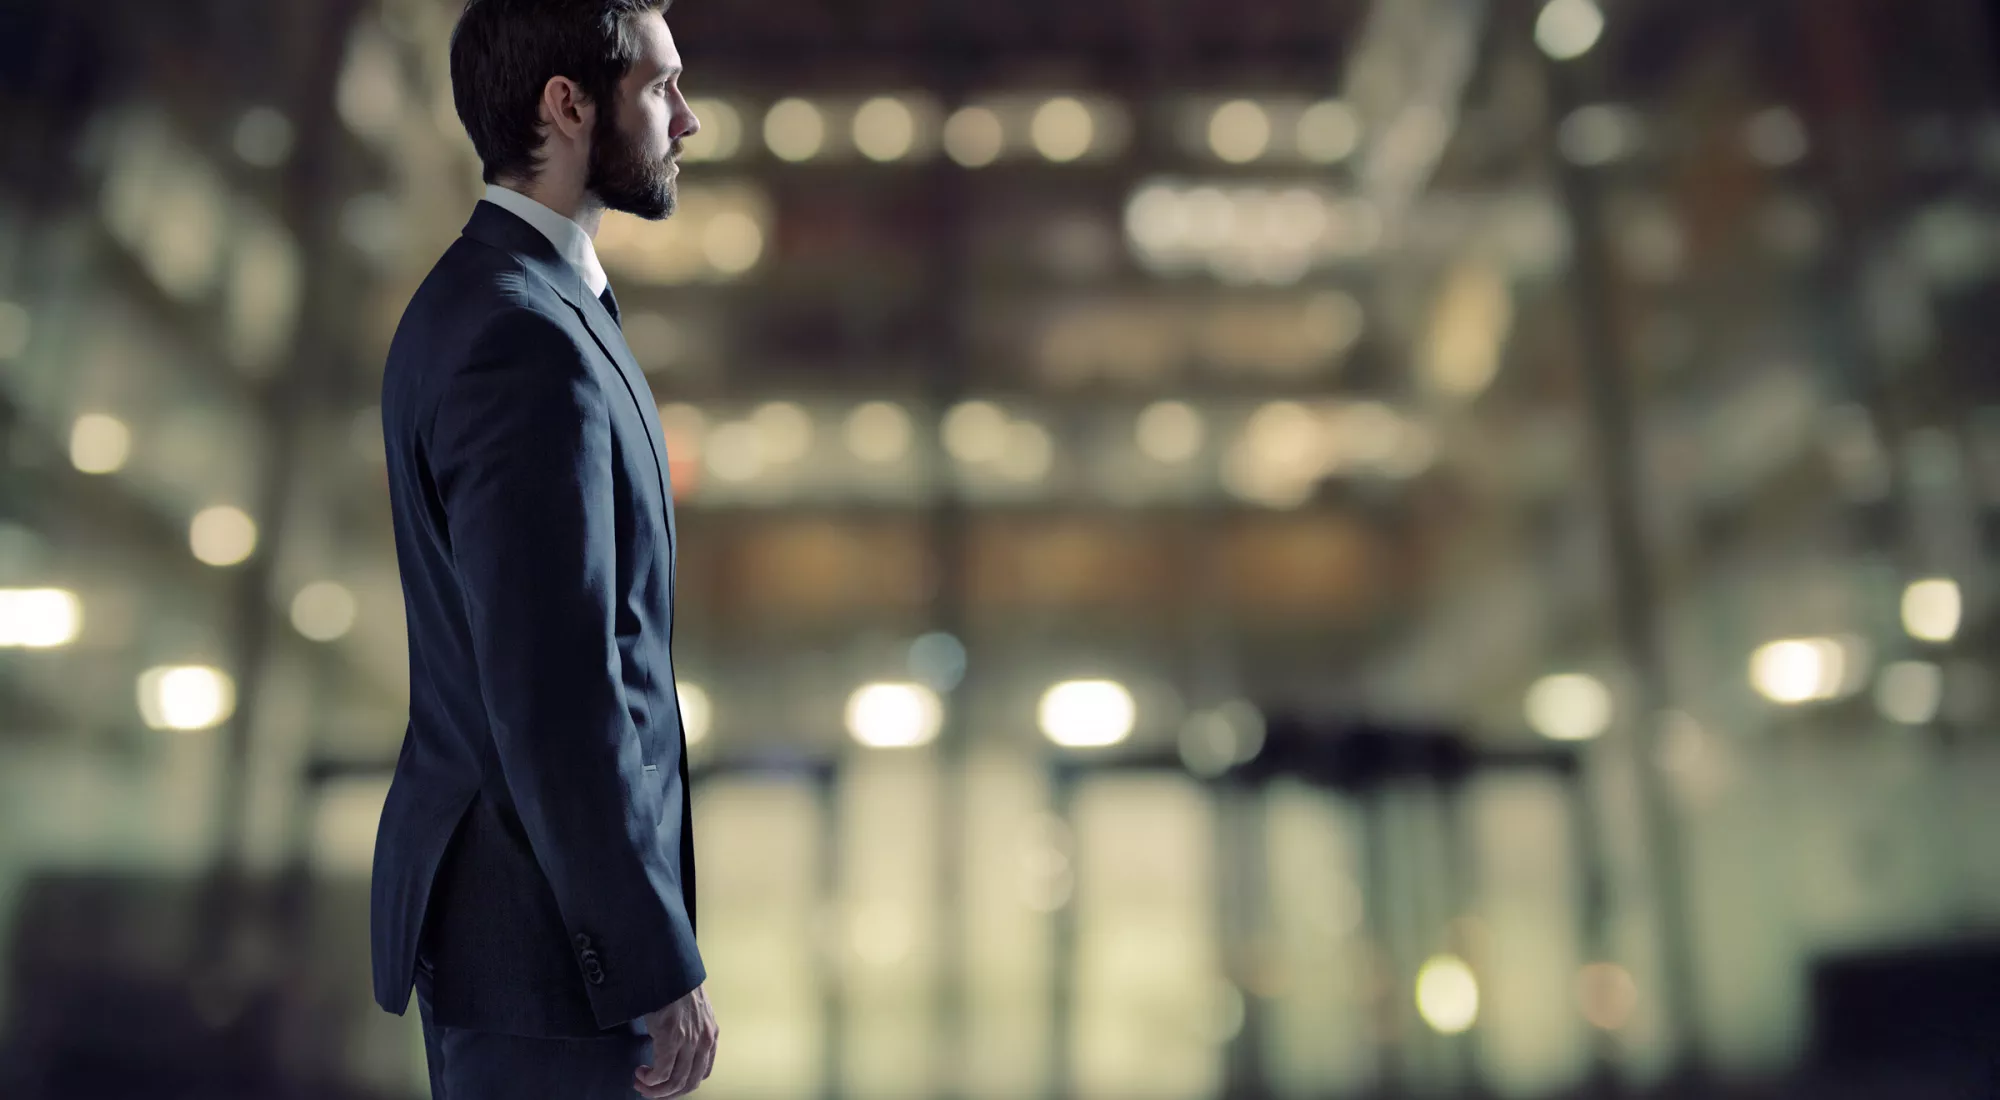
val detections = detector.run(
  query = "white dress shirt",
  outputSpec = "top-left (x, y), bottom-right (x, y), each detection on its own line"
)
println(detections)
top-left (482, 183), bottom-right (610, 298)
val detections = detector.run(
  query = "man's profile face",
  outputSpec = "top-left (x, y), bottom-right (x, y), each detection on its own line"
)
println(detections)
top-left (588, 13), bottom-right (698, 221)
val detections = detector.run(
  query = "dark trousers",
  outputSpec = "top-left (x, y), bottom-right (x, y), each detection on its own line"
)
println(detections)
top-left (416, 981), bottom-right (652, 1100)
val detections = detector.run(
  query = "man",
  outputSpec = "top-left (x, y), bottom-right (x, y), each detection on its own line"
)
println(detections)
top-left (370, 2), bottom-right (716, 1096)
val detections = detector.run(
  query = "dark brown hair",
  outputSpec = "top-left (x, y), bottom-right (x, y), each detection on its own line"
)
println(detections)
top-left (448, 0), bottom-right (673, 185)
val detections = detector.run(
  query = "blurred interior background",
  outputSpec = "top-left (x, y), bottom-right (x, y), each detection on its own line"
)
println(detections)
top-left (2, 0), bottom-right (2000, 1096)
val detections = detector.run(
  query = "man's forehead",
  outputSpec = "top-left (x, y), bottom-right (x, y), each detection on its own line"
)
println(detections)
top-left (632, 14), bottom-right (680, 70)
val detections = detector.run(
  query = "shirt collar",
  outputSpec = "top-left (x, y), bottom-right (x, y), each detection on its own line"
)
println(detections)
top-left (481, 183), bottom-right (610, 298)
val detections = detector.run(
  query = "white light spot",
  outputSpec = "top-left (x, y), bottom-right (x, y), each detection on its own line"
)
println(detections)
top-left (70, 413), bottom-right (132, 474)
top-left (764, 98), bottom-right (826, 162)
top-left (943, 106), bottom-right (1004, 167)
top-left (1536, 0), bottom-right (1606, 61)
top-left (1038, 679), bottom-right (1135, 748)
top-left (291, 581), bottom-right (358, 642)
top-left (1209, 99), bottom-right (1271, 164)
top-left (853, 96), bottom-right (917, 162)
top-left (190, 506), bottom-right (257, 567)
top-left (1416, 954), bottom-right (1480, 1034)
top-left (1525, 673), bottom-right (1613, 741)
top-left (680, 99), bottom-right (743, 161)
top-left (844, 401), bottom-right (913, 464)
top-left (1136, 401), bottom-right (1205, 464)
top-left (942, 400), bottom-right (1010, 464)
top-left (677, 681), bottom-right (713, 744)
top-left (846, 681), bottom-right (944, 749)
top-left (1297, 100), bottom-right (1361, 163)
top-left (0, 588), bottom-right (82, 648)
top-left (1901, 577), bottom-right (1961, 643)
top-left (1031, 97), bottom-right (1094, 163)
top-left (138, 665), bottom-right (236, 731)
top-left (1749, 637), bottom-right (1862, 704)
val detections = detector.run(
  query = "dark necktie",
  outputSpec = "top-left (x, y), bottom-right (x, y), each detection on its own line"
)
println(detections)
top-left (598, 284), bottom-right (621, 327)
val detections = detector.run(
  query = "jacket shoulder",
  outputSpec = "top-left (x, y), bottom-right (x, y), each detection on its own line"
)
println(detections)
top-left (376, 238), bottom-right (592, 452)
top-left (385, 239), bottom-right (590, 396)
top-left (416, 236), bottom-right (574, 330)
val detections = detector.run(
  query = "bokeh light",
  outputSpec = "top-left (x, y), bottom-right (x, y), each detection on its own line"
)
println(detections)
top-left (137, 665), bottom-right (236, 731)
top-left (1536, 0), bottom-right (1606, 61)
top-left (844, 400), bottom-right (914, 464)
top-left (943, 106), bottom-right (1004, 167)
top-left (1038, 679), bottom-right (1136, 748)
top-left (69, 413), bottom-right (132, 474)
top-left (1525, 673), bottom-right (1613, 741)
top-left (0, 588), bottom-right (82, 648)
top-left (846, 681), bottom-right (944, 748)
top-left (1135, 400), bottom-right (1205, 464)
top-left (1902, 578), bottom-right (1962, 643)
top-left (1031, 97), bottom-right (1094, 162)
top-left (853, 96), bottom-right (918, 162)
top-left (1208, 100), bottom-right (1271, 164)
top-left (680, 98), bottom-right (743, 161)
top-left (290, 581), bottom-right (357, 642)
top-left (1416, 954), bottom-right (1480, 1035)
top-left (677, 681), bottom-right (713, 745)
top-left (189, 506), bottom-right (258, 567)
top-left (1297, 99), bottom-right (1361, 163)
top-left (764, 97), bottom-right (827, 161)
top-left (943, 400), bottom-right (1010, 464)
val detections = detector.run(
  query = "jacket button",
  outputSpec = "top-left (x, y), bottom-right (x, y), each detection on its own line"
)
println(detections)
top-left (583, 959), bottom-right (606, 985)
top-left (573, 933), bottom-right (593, 951)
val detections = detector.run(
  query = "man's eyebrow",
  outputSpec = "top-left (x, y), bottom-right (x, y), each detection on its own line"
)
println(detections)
top-left (652, 63), bottom-right (683, 80)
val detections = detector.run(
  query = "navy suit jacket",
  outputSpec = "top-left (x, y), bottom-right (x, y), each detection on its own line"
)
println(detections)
top-left (371, 200), bottom-right (702, 1038)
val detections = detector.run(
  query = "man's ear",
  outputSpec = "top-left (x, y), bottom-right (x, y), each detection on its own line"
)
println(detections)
top-left (539, 76), bottom-right (595, 143)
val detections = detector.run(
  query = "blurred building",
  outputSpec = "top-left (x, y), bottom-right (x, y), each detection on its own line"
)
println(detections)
top-left (1, 0), bottom-right (1998, 1097)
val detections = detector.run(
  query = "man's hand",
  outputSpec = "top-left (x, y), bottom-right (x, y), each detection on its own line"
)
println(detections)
top-left (635, 983), bottom-right (718, 1098)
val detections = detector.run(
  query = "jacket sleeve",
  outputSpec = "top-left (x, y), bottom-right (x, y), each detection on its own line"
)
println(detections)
top-left (430, 307), bottom-right (704, 1029)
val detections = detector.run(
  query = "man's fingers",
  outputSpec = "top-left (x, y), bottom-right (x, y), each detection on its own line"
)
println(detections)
top-left (697, 1031), bottom-right (718, 1082)
top-left (637, 1036), bottom-right (677, 1087)
top-left (663, 1037), bottom-right (702, 1098)
top-left (679, 1029), bottom-right (716, 1094)
top-left (637, 1040), bottom-right (687, 1099)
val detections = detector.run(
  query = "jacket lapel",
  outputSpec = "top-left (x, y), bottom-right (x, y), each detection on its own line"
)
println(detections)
top-left (573, 288), bottom-right (679, 554)
top-left (462, 201), bottom-right (677, 554)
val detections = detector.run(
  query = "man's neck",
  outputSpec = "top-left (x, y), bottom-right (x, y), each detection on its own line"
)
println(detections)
top-left (494, 176), bottom-right (605, 239)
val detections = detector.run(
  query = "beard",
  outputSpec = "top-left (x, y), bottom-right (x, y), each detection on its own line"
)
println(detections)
top-left (587, 107), bottom-right (678, 221)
